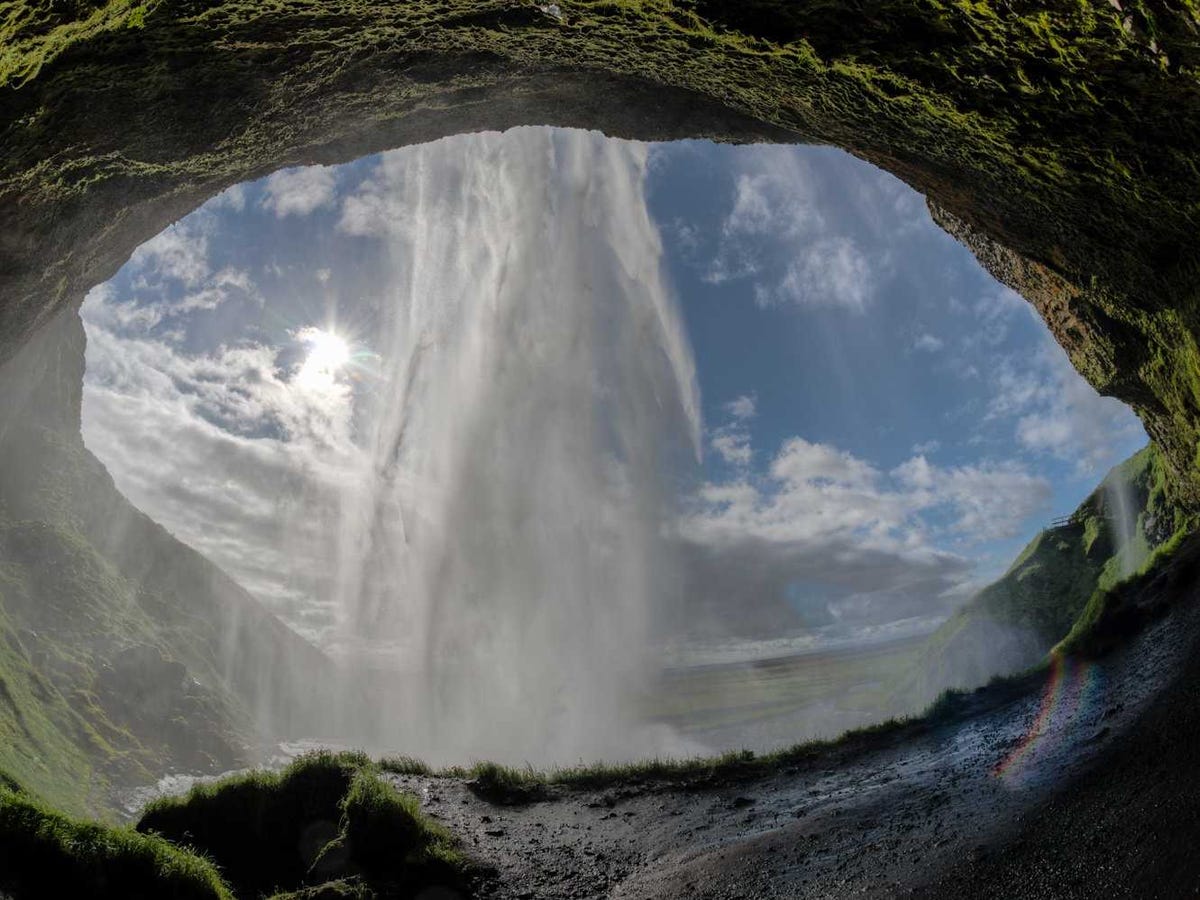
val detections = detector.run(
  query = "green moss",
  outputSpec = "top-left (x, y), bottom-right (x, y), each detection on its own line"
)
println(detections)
top-left (0, 563), bottom-right (108, 814)
top-left (139, 751), bottom-right (367, 898)
top-left (0, 506), bottom-right (257, 816)
top-left (138, 751), bottom-right (466, 900)
top-left (892, 444), bottom-right (1191, 708)
top-left (1057, 524), bottom-right (1194, 655)
top-left (0, 781), bottom-right (232, 900)
top-left (0, 0), bottom-right (161, 89)
top-left (339, 769), bottom-right (464, 886)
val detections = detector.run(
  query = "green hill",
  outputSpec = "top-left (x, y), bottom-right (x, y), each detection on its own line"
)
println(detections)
top-left (0, 310), bottom-right (340, 816)
top-left (893, 444), bottom-right (1187, 712)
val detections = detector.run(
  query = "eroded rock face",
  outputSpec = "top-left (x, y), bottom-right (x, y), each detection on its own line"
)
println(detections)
top-left (929, 202), bottom-right (1194, 501)
top-left (3, 2), bottom-right (1199, 506)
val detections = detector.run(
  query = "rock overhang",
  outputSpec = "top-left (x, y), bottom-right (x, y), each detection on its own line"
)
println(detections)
top-left (2, 0), bottom-right (1200, 500)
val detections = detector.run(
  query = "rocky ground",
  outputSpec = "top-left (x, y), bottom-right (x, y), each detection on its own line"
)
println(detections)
top-left (391, 590), bottom-right (1200, 898)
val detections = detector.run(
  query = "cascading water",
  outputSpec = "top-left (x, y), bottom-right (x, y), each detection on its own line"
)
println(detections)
top-left (1108, 474), bottom-right (1139, 579)
top-left (325, 128), bottom-right (702, 765)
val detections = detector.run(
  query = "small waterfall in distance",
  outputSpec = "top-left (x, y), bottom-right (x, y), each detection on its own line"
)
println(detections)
top-left (1108, 474), bottom-right (1139, 579)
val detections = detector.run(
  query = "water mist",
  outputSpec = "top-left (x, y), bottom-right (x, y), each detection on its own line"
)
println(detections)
top-left (324, 128), bottom-right (702, 766)
top-left (1109, 475), bottom-right (1139, 579)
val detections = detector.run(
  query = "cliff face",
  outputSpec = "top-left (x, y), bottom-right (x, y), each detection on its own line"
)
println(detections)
top-left (0, 309), bottom-right (340, 815)
top-left (894, 445), bottom-right (1187, 712)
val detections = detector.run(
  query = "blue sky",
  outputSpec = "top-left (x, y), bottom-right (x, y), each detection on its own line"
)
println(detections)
top-left (78, 128), bottom-right (1146, 654)
top-left (646, 141), bottom-right (1144, 585)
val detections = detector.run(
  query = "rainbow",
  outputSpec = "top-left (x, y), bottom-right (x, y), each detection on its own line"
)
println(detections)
top-left (993, 652), bottom-right (1104, 783)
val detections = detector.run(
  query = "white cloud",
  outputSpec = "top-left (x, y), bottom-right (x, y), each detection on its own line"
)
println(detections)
top-left (696, 146), bottom-right (879, 312)
top-left (675, 435), bottom-right (1050, 633)
top-left (667, 218), bottom-right (701, 254)
top-left (964, 286), bottom-right (1035, 347)
top-left (173, 267), bottom-right (257, 315)
top-left (262, 166), bottom-right (338, 218)
top-left (755, 237), bottom-right (873, 311)
top-left (892, 455), bottom-right (1052, 542)
top-left (685, 437), bottom-right (1049, 552)
top-left (987, 338), bottom-right (1145, 473)
top-left (83, 287), bottom-right (355, 454)
top-left (723, 163), bottom-right (822, 239)
top-left (84, 265), bottom-right (258, 339)
top-left (80, 285), bottom-right (361, 638)
top-left (130, 224), bottom-right (210, 286)
top-left (724, 394), bottom-right (757, 420)
top-left (709, 395), bottom-right (758, 466)
top-left (677, 435), bottom-right (1050, 634)
top-left (912, 439), bottom-right (941, 455)
top-left (912, 333), bottom-right (944, 353)
top-left (711, 430), bottom-right (753, 466)
top-left (338, 179), bottom-right (390, 237)
top-left (208, 183), bottom-right (247, 212)
top-left (81, 283), bottom-right (164, 332)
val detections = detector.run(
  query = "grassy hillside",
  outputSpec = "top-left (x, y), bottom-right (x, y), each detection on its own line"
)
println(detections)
top-left (0, 309), bottom-right (341, 817)
top-left (894, 444), bottom-right (1188, 710)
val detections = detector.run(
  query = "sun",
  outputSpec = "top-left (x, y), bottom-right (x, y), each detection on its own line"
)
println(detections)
top-left (295, 326), bottom-right (352, 390)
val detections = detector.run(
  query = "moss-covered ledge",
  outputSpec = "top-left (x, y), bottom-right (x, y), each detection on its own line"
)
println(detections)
top-left (3, 0), bottom-right (1200, 498)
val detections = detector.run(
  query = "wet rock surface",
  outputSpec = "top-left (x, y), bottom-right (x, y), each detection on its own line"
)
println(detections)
top-left (391, 594), bottom-right (1200, 898)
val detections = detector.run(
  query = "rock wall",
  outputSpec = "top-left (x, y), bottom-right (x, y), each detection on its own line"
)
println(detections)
top-left (2, 1), bottom-right (1199, 501)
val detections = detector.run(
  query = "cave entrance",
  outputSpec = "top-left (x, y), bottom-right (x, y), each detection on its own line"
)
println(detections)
top-left (67, 127), bottom-right (1157, 768)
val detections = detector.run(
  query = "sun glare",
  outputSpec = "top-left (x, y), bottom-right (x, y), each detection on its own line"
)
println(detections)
top-left (295, 326), bottom-right (352, 390)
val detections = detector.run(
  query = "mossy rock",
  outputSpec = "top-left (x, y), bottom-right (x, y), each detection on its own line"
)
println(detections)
top-left (1, 0), bottom-right (1200, 505)
top-left (137, 752), bottom-right (467, 900)
top-left (0, 782), bottom-right (233, 900)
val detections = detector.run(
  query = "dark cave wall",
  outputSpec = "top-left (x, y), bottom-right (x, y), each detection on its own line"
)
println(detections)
top-left (3, 1), bottom-right (1199, 503)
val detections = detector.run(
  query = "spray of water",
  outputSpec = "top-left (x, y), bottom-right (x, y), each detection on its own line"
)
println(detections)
top-left (324, 128), bottom-right (702, 765)
top-left (1108, 474), bottom-right (1139, 578)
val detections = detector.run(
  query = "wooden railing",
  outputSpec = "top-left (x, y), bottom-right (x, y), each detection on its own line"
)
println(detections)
top-left (1048, 514), bottom-right (1080, 530)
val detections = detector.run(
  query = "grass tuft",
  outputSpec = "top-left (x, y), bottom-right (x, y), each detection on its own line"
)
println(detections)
top-left (138, 750), bottom-right (466, 899)
top-left (340, 768), bottom-right (464, 887)
top-left (376, 756), bottom-right (432, 777)
top-left (0, 780), bottom-right (232, 899)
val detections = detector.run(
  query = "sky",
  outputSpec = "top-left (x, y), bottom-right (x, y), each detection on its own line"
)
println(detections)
top-left (78, 127), bottom-right (1147, 661)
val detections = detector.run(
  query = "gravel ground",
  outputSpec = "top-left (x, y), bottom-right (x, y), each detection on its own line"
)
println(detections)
top-left (391, 586), bottom-right (1200, 899)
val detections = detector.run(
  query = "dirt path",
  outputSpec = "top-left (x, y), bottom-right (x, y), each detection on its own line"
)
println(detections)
top-left (391, 591), bottom-right (1200, 898)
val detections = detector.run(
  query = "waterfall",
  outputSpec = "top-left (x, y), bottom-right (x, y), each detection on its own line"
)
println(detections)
top-left (325, 128), bottom-right (701, 765)
top-left (1109, 474), bottom-right (1139, 579)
